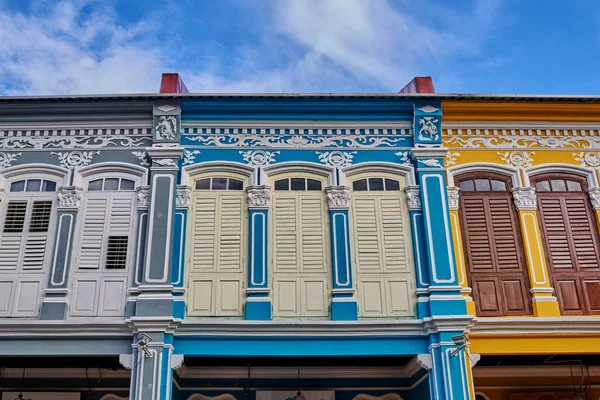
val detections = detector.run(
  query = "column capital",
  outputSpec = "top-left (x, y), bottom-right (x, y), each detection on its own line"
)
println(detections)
top-left (247, 185), bottom-right (271, 209)
top-left (176, 185), bottom-right (192, 209)
top-left (588, 187), bottom-right (600, 210)
top-left (447, 186), bottom-right (460, 210)
top-left (326, 185), bottom-right (350, 210)
top-left (512, 186), bottom-right (537, 210)
top-left (0, 188), bottom-right (5, 204)
top-left (57, 186), bottom-right (84, 211)
top-left (145, 146), bottom-right (184, 169)
top-left (136, 185), bottom-right (150, 209)
top-left (404, 186), bottom-right (421, 210)
top-left (410, 147), bottom-right (449, 159)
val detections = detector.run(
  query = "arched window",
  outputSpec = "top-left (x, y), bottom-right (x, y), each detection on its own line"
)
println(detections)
top-left (270, 171), bottom-right (330, 318)
top-left (349, 173), bottom-right (415, 318)
top-left (531, 174), bottom-right (600, 315)
top-left (70, 170), bottom-right (140, 317)
top-left (457, 173), bottom-right (532, 316)
top-left (187, 173), bottom-right (249, 317)
top-left (0, 173), bottom-right (60, 317)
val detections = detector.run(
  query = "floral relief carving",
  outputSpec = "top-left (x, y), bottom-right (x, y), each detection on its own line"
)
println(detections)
top-left (0, 136), bottom-right (151, 150)
top-left (183, 150), bottom-right (200, 166)
top-left (588, 188), bottom-right (600, 210)
top-left (153, 158), bottom-right (178, 167)
top-left (0, 152), bottom-right (21, 169)
top-left (51, 151), bottom-right (99, 169)
top-left (240, 150), bottom-right (279, 167)
top-left (247, 185), bottom-right (271, 209)
top-left (497, 151), bottom-right (535, 168)
top-left (316, 151), bottom-right (356, 167)
top-left (447, 187), bottom-right (460, 210)
top-left (417, 117), bottom-right (439, 141)
top-left (574, 152), bottom-right (600, 168)
top-left (394, 151), bottom-right (413, 167)
top-left (155, 116), bottom-right (177, 141)
top-left (176, 186), bottom-right (192, 208)
top-left (417, 158), bottom-right (443, 168)
top-left (404, 186), bottom-right (421, 210)
top-left (512, 187), bottom-right (537, 210)
top-left (445, 151), bottom-right (460, 167)
top-left (132, 151), bottom-right (150, 166)
top-left (57, 187), bottom-right (83, 210)
top-left (136, 187), bottom-right (150, 208)
top-left (326, 186), bottom-right (350, 209)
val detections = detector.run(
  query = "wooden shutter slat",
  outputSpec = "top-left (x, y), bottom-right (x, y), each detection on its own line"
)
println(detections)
top-left (218, 197), bottom-right (243, 270)
top-left (193, 197), bottom-right (216, 270)
top-left (300, 198), bottom-right (325, 270)
top-left (354, 198), bottom-right (380, 269)
top-left (80, 198), bottom-right (106, 269)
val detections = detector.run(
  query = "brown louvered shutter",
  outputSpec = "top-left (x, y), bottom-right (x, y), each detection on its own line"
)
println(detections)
top-left (536, 178), bottom-right (600, 315)
top-left (459, 176), bottom-right (531, 316)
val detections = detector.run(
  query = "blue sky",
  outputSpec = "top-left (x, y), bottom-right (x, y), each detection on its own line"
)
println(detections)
top-left (0, 0), bottom-right (599, 95)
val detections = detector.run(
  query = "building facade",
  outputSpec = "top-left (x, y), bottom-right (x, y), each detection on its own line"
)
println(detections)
top-left (443, 98), bottom-right (600, 399)
top-left (0, 77), bottom-right (599, 399)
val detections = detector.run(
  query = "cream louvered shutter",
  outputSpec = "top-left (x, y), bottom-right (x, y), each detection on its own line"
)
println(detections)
top-left (352, 187), bottom-right (415, 318)
top-left (272, 190), bottom-right (329, 318)
top-left (22, 201), bottom-right (52, 270)
top-left (80, 198), bottom-right (107, 269)
top-left (189, 191), bottom-right (245, 316)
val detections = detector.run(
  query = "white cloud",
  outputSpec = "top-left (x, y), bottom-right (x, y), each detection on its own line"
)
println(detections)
top-left (0, 0), bottom-right (501, 95)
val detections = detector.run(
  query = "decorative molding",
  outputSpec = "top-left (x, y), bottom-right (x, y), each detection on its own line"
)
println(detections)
top-left (416, 354), bottom-right (432, 370)
top-left (176, 186), bottom-right (192, 209)
top-left (0, 152), bottom-right (21, 169)
top-left (418, 105), bottom-right (439, 113)
top-left (416, 158), bottom-right (442, 168)
top-left (444, 127), bottom-right (600, 150)
top-left (183, 150), bottom-right (200, 166)
top-left (574, 151), bottom-right (600, 168)
top-left (153, 158), bottom-right (178, 167)
top-left (240, 150), bottom-right (279, 167)
top-left (445, 151), bottom-right (460, 167)
top-left (470, 353), bottom-right (481, 368)
top-left (132, 151), bottom-right (150, 166)
top-left (155, 116), bottom-right (177, 141)
top-left (447, 186), bottom-right (460, 210)
top-left (498, 150), bottom-right (535, 168)
top-left (417, 117), bottom-right (439, 141)
top-left (0, 189), bottom-right (5, 204)
top-left (326, 186), bottom-right (350, 209)
top-left (57, 186), bottom-right (83, 210)
top-left (512, 187), bottom-right (537, 210)
top-left (588, 187), bottom-right (600, 210)
top-left (316, 151), bottom-right (356, 167)
top-left (247, 185), bottom-right (271, 209)
top-left (136, 186), bottom-right (150, 209)
top-left (0, 136), bottom-right (151, 150)
top-left (51, 151), bottom-right (99, 169)
top-left (394, 151), bottom-right (413, 167)
top-left (171, 354), bottom-right (184, 370)
top-left (404, 186), bottom-right (421, 210)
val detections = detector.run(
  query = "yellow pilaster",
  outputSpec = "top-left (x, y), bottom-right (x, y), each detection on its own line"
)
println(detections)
top-left (448, 187), bottom-right (477, 316)
top-left (512, 187), bottom-right (560, 317)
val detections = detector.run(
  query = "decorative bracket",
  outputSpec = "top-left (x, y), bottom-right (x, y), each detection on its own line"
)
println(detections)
top-left (447, 186), bottom-right (460, 210)
top-left (326, 186), bottom-right (350, 210)
top-left (176, 185), bottom-right (192, 209)
top-left (588, 187), bottom-right (600, 210)
top-left (57, 186), bottom-right (84, 211)
top-left (247, 185), bottom-right (271, 209)
top-left (404, 186), bottom-right (421, 210)
top-left (512, 187), bottom-right (537, 210)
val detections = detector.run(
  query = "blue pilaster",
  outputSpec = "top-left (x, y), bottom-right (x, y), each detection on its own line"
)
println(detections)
top-left (405, 186), bottom-right (431, 319)
top-left (326, 186), bottom-right (358, 320)
top-left (427, 331), bottom-right (474, 400)
top-left (245, 185), bottom-right (272, 320)
top-left (171, 185), bottom-right (190, 320)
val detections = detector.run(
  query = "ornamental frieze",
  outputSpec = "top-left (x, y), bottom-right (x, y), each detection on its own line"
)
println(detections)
top-left (443, 128), bottom-right (600, 149)
top-left (0, 135), bottom-right (151, 150)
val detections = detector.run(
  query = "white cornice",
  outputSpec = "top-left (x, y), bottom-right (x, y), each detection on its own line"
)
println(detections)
top-left (1, 368), bottom-right (130, 379)
top-left (469, 317), bottom-right (600, 335)
top-left (474, 365), bottom-right (600, 379)
top-left (0, 319), bottom-right (132, 337)
top-left (443, 121), bottom-right (600, 130)
top-left (0, 120), bottom-right (153, 130)
top-left (176, 320), bottom-right (427, 336)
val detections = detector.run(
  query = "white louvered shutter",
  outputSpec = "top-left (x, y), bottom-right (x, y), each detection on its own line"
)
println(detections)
top-left (352, 189), bottom-right (415, 318)
top-left (79, 198), bottom-right (107, 269)
top-left (0, 201), bottom-right (27, 270)
top-left (23, 200), bottom-right (53, 270)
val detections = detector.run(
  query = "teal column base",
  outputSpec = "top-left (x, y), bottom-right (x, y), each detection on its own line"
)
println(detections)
top-left (245, 299), bottom-right (272, 320)
top-left (331, 299), bottom-right (358, 321)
